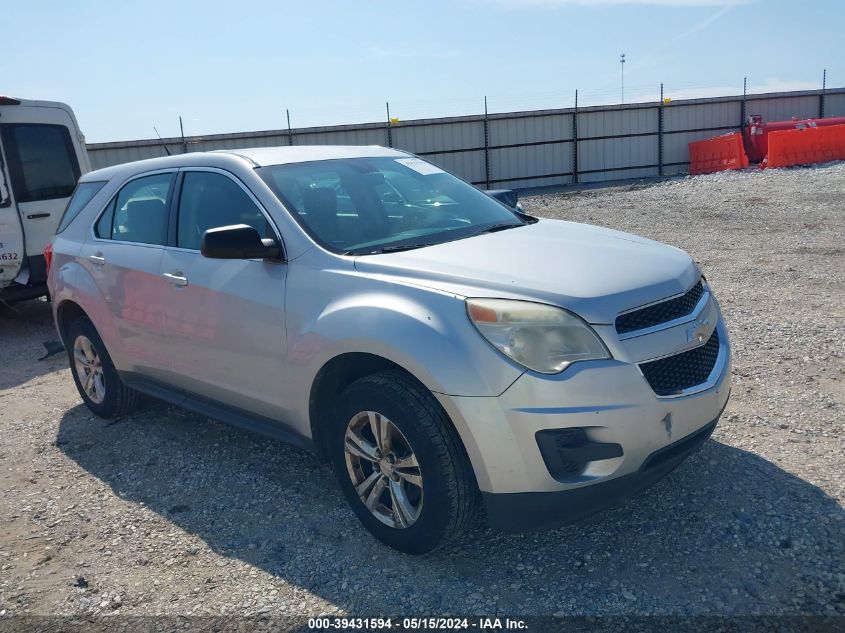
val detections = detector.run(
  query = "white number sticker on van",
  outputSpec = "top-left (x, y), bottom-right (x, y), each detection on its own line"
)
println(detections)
top-left (395, 158), bottom-right (444, 176)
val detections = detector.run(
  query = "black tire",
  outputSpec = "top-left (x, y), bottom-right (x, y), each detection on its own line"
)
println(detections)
top-left (329, 370), bottom-right (478, 554)
top-left (65, 317), bottom-right (139, 419)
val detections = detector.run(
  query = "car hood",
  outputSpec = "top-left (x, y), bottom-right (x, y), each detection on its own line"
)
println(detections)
top-left (353, 219), bottom-right (699, 324)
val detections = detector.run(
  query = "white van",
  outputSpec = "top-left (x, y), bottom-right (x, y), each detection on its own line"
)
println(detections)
top-left (0, 96), bottom-right (90, 303)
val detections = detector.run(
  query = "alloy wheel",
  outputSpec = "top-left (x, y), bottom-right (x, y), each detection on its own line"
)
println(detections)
top-left (73, 335), bottom-right (106, 404)
top-left (344, 411), bottom-right (424, 528)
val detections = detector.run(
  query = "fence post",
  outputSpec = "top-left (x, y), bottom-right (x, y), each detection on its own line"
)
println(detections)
top-left (483, 96), bottom-right (491, 189)
top-left (572, 90), bottom-right (579, 185)
top-left (179, 116), bottom-right (188, 154)
top-left (385, 102), bottom-right (393, 148)
top-left (658, 83), bottom-right (664, 177)
top-left (820, 69), bottom-right (827, 118)
top-left (286, 109), bottom-right (294, 146)
top-left (740, 77), bottom-right (747, 130)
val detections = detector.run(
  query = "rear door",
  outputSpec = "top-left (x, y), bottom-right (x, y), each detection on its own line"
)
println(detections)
top-left (159, 168), bottom-right (288, 419)
top-left (0, 106), bottom-right (85, 284)
top-left (77, 171), bottom-right (176, 381)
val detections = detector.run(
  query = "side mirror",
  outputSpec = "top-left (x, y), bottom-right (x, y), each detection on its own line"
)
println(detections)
top-left (200, 224), bottom-right (283, 260)
top-left (486, 189), bottom-right (521, 210)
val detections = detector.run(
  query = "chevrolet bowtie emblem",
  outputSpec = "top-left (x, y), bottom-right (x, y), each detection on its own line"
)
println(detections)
top-left (687, 316), bottom-right (711, 343)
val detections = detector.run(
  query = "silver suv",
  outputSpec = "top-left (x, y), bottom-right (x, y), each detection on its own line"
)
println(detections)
top-left (48, 146), bottom-right (731, 554)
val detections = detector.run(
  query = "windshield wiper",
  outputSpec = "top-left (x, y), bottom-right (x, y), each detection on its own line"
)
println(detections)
top-left (340, 243), bottom-right (432, 256)
top-left (369, 242), bottom-right (439, 254)
top-left (467, 222), bottom-right (523, 238)
top-left (351, 222), bottom-right (524, 255)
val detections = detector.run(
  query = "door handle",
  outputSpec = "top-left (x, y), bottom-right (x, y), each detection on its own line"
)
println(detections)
top-left (88, 253), bottom-right (105, 266)
top-left (162, 272), bottom-right (188, 287)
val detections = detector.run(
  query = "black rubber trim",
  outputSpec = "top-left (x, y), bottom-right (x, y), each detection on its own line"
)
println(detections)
top-left (536, 428), bottom-right (623, 481)
top-left (26, 254), bottom-right (47, 285)
top-left (483, 411), bottom-right (724, 533)
top-left (558, 441), bottom-right (622, 463)
top-left (0, 282), bottom-right (48, 303)
top-left (120, 372), bottom-right (316, 453)
top-left (641, 417), bottom-right (718, 472)
top-left (0, 255), bottom-right (50, 300)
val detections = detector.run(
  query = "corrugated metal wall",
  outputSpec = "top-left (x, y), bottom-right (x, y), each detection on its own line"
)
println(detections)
top-left (821, 92), bottom-right (845, 117)
top-left (86, 87), bottom-right (845, 188)
top-left (487, 112), bottom-right (573, 189)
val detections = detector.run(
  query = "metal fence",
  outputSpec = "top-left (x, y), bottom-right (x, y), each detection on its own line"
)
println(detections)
top-left (86, 86), bottom-right (845, 190)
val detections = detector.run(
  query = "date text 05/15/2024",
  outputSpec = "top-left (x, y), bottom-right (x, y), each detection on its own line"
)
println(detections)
top-left (308, 617), bottom-right (528, 630)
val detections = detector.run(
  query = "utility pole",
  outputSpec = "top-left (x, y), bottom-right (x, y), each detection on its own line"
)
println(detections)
top-left (620, 53), bottom-right (626, 103)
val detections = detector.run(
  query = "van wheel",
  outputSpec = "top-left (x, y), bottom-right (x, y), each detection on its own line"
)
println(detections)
top-left (329, 370), bottom-right (478, 554)
top-left (66, 318), bottom-right (139, 419)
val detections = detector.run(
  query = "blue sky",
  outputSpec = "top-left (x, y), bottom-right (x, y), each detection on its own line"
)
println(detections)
top-left (3, 0), bottom-right (842, 142)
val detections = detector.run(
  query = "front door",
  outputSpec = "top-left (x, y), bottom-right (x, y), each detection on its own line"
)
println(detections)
top-left (160, 168), bottom-right (287, 420)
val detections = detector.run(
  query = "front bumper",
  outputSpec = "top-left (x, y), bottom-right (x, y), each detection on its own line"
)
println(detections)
top-left (434, 310), bottom-right (731, 531)
top-left (482, 410), bottom-right (722, 532)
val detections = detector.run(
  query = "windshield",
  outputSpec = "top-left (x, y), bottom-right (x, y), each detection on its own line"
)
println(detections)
top-left (257, 156), bottom-right (526, 255)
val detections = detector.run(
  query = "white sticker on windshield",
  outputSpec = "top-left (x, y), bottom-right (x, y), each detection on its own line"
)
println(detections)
top-left (395, 158), bottom-right (444, 176)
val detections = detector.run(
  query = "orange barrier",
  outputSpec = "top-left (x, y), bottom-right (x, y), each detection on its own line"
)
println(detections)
top-left (688, 133), bottom-right (749, 175)
top-left (764, 123), bottom-right (845, 169)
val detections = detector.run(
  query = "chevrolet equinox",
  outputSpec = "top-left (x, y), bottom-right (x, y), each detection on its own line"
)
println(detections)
top-left (47, 146), bottom-right (731, 554)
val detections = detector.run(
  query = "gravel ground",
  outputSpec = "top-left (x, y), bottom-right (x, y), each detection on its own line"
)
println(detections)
top-left (1, 162), bottom-right (843, 621)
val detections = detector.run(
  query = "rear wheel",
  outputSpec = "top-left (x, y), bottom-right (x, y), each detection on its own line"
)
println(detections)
top-left (66, 318), bottom-right (139, 419)
top-left (329, 370), bottom-right (478, 554)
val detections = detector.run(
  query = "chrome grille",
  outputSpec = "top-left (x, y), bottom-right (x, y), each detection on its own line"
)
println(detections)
top-left (639, 329), bottom-right (720, 396)
top-left (616, 280), bottom-right (705, 335)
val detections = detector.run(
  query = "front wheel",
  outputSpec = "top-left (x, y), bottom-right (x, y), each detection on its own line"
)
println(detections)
top-left (329, 370), bottom-right (478, 554)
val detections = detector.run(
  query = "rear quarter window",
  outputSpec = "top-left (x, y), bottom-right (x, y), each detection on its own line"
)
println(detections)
top-left (56, 181), bottom-right (106, 233)
top-left (0, 123), bottom-right (81, 202)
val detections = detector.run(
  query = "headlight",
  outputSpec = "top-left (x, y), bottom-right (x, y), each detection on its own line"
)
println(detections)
top-left (466, 298), bottom-right (610, 374)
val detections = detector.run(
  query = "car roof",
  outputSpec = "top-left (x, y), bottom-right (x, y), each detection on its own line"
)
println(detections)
top-left (80, 145), bottom-right (410, 183)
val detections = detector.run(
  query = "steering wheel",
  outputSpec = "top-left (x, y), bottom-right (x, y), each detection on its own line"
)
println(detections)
top-left (394, 208), bottom-right (462, 233)
top-left (394, 210), bottom-right (427, 233)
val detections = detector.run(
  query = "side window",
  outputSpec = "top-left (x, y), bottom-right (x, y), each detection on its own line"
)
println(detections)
top-left (96, 173), bottom-right (174, 245)
top-left (177, 171), bottom-right (272, 251)
top-left (0, 124), bottom-right (81, 202)
top-left (57, 181), bottom-right (106, 233)
top-left (95, 198), bottom-right (115, 239)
